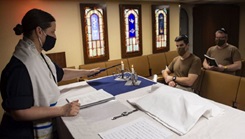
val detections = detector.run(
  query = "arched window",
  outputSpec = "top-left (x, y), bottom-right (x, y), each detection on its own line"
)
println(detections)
top-left (180, 7), bottom-right (189, 36)
top-left (80, 4), bottom-right (109, 64)
top-left (152, 5), bottom-right (169, 53)
top-left (120, 4), bottom-right (142, 58)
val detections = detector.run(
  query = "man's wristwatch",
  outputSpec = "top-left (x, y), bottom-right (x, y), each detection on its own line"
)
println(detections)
top-left (172, 76), bottom-right (176, 81)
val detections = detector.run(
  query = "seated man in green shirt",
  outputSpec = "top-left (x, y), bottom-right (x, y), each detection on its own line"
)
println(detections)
top-left (162, 35), bottom-right (201, 92)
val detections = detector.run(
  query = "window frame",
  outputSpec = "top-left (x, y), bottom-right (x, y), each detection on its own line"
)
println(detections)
top-left (80, 3), bottom-right (109, 64)
top-left (151, 5), bottom-right (170, 53)
top-left (119, 4), bottom-right (142, 58)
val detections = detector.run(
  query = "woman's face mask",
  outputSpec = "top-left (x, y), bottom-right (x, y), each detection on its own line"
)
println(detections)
top-left (39, 31), bottom-right (56, 51)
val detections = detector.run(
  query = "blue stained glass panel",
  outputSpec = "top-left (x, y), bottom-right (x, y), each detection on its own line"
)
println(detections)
top-left (158, 13), bottom-right (164, 35)
top-left (128, 13), bottom-right (136, 38)
top-left (91, 14), bottom-right (100, 40)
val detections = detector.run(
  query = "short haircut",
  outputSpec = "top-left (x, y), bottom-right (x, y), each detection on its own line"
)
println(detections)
top-left (217, 28), bottom-right (227, 34)
top-left (216, 28), bottom-right (228, 38)
top-left (175, 35), bottom-right (189, 45)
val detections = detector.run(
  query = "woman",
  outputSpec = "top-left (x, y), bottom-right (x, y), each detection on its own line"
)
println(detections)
top-left (0, 8), bottom-right (99, 139)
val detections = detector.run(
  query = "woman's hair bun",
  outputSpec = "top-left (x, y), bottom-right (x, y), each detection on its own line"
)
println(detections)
top-left (13, 24), bottom-right (23, 35)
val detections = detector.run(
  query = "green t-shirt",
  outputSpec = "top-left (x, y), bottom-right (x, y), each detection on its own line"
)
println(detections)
top-left (206, 44), bottom-right (241, 74)
top-left (168, 53), bottom-right (201, 89)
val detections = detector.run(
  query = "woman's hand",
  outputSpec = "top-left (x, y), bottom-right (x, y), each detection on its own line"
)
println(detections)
top-left (62, 100), bottom-right (80, 117)
top-left (86, 67), bottom-right (101, 77)
top-left (89, 67), bottom-right (100, 73)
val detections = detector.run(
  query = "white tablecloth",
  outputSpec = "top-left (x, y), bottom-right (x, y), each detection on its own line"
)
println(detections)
top-left (57, 80), bottom-right (245, 139)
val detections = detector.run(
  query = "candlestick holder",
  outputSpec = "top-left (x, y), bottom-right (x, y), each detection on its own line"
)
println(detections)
top-left (130, 72), bottom-right (138, 86)
top-left (113, 67), bottom-right (130, 80)
top-left (121, 69), bottom-right (125, 79)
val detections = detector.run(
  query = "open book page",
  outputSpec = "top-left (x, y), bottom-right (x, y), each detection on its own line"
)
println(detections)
top-left (66, 89), bottom-right (115, 109)
top-left (98, 117), bottom-right (173, 139)
top-left (204, 54), bottom-right (218, 67)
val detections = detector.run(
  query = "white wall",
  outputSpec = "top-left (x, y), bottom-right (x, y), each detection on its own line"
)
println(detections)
top-left (0, 0), bottom-right (180, 70)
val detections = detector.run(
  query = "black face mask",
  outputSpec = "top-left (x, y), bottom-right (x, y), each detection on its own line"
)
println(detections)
top-left (42, 35), bottom-right (56, 51)
top-left (215, 39), bottom-right (226, 47)
top-left (177, 47), bottom-right (186, 56)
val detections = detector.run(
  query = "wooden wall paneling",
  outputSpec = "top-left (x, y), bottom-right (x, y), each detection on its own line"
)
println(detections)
top-left (46, 52), bottom-right (67, 68)
top-left (193, 4), bottom-right (240, 62)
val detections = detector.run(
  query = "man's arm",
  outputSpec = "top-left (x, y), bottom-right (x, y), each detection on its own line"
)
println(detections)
top-left (222, 60), bottom-right (241, 72)
top-left (210, 60), bottom-right (241, 72)
top-left (162, 68), bottom-right (198, 87)
top-left (203, 59), bottom-right (209, 69)
top-left (162, 67), bottom-right (177, 87)
top-left (174, 73), bottom-right (198, 87)
top-left (162, 67), bottom-right (172, 83)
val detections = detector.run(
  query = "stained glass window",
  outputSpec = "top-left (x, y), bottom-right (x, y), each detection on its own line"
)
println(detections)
top-left (152, 5), bottom-right (169, 53)
top-left (80, 4), bottom-right (109, 64)
top-left (120, 4), bottom-right (142, 58)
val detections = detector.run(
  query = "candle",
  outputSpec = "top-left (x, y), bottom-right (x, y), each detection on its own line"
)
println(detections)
top-left (121, 61), bottom-right (124, 70)
top-left (131, 65), bottom-right (134, 74)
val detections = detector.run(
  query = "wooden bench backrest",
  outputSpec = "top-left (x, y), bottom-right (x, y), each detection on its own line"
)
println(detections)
top-left (147, 53), bottom-right (167, 76)
top-left (127, 56), bottom-right (150, 77)
top-left (200, 70), bottom-right (240, 106)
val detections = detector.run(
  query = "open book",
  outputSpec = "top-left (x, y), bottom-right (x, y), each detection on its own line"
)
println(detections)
top-left (66, 89), bottom-right (115, 109)
top-left (99, 117), bottom-right (173, 139)
top-left (204, 54), bottom-right (218, 67)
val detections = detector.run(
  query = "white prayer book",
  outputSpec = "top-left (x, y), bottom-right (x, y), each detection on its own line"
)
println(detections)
top-left (98, 117), bottom-right (173, 139)
top-left (66, 89), bottom-right (115, 109)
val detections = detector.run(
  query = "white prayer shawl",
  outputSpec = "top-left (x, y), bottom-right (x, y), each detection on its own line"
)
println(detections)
top-left (13, 38), bottom-right (60, 139)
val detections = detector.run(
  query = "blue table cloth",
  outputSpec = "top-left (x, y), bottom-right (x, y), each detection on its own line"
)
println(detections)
top-left (87, 75), bottom-right (156, 96)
